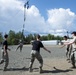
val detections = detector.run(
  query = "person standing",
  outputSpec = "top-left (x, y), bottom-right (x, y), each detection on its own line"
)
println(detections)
top-left (29, 34), bottom-right (51, 73)
top-left (0, 34), bottom-right (10, 71)
top-left (64, 32), bottom-right (76, 68)
top-left (16, 40), bottom-right (23, 52)
top-left (61, 36), bottom-right (71, 60)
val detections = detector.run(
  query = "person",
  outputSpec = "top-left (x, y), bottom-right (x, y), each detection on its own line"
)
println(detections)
top-left (29, 34), bottom-right (51, 73)
top-left (61, 36), bottom-right (71, 61)
top-left (0, 34), bottom-right (11, 71)
top-left (16, 40), bottom-right (23, 52)
top-left (64, 31), bottom-right (76, 68)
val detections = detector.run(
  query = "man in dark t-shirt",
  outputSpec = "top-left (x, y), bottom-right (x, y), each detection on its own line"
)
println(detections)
top-left (29, 34), bottom-right (51, 73)
top-left (0, 34), bottom-right (10, 71)
top-left (32, 40), bottom-right (44, 53)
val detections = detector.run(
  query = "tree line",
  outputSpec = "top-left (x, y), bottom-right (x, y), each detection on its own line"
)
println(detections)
top-left (0, 30), bottom-right (63, 45)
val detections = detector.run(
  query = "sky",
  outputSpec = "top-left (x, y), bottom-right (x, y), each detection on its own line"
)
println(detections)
top-left (0, 0), bottom-right (76, 36)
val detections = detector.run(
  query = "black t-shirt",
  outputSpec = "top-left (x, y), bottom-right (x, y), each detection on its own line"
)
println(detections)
top-left (2, 40), bottom-right (8, 50)
top-left (32, 40), bottom-right (44, 52)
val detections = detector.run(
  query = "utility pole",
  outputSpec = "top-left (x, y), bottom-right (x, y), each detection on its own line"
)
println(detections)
top-left (22, 0), bottom-right (29, 41)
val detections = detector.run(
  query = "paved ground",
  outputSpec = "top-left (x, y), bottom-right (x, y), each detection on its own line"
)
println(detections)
top-left (0, 45), bottom-right (76, 75)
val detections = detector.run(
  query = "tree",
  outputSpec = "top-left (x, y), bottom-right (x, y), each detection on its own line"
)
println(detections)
top-left (25, 34), bottom-right (34, 44)
top-left (8, 30), bottom-right (16, 45)
top-left (47, 34), bottom-right (50, 40)
top-left (0, 32), bottom-right (3, 43)
top-left (41, 35), bottom-right (48, 40)
top-left (5, 30), bottom-right (64, 45)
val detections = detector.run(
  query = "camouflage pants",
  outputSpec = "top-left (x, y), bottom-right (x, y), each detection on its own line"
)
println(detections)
top-left (70, 49), bottom-right (76, 67)
top-left (16, 45), bottom-right (23, 52)
top-left (29, 50), bottom-right (43, 69)
top-left (0, 50), bottom-right (9, 69)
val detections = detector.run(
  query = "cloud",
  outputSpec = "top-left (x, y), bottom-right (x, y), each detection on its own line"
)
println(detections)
top-left (0, 0), bottom-right (47, 34)
top-left (0, 0), bottom-right (24, 32)
top-left (24, 5), bottom-right (47, 33)
top-left (0, 0), bottom-right (76, 36)
top-left (0, 0), bottom-right (23, 11)
top-left (47, 8), bottom-right (76, 31)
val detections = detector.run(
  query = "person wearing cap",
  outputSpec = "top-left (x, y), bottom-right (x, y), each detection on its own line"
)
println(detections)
top-left (0, 34), bottom-right (11, 71)
top-left (64, 31), bottom-right (76, 68)
top-left (29, 34), bottom-right (51, 73)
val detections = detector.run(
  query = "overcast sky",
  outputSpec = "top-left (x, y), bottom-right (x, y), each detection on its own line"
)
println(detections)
top-left (0, 0), bottom-right (76, 36)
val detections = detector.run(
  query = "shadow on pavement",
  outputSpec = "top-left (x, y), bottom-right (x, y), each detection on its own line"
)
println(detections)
top-left (5, 67), bottom-right (29, 71)
top-left (41, 67), bottom-right (73, 74)
top-left (0, 66), bottom-right (74, 73)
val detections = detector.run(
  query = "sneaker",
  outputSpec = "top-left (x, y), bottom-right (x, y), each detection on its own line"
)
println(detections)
top-left (3, 68), bottom-right (7, 71)
top-left (39, 67), bottom-right (43, 73)
top-left (0, 60), bottom-right (4, 64)
top-left (71, 66), bottom-right (76, 69)
top-left (29, 68), bottom-right (33, 72)
top-left (68, 60), bottom-right (71, 63)
top-left (66, 58), bottom-right (70, 61)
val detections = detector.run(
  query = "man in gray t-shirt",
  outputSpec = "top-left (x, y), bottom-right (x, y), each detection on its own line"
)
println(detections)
top-left (65, 32), bottom-right (76, 68)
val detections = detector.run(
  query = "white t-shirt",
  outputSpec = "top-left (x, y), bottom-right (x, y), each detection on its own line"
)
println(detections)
top-left (71, 36), bottom-right (76, 49)
top-left (63, 39), bottom-right (70, 49)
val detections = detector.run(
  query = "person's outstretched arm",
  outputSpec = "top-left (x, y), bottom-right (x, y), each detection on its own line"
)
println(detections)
top-left (60, 44), bottom-right (66, 48)
top-left (43, 47), bottom-right (51, 53)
